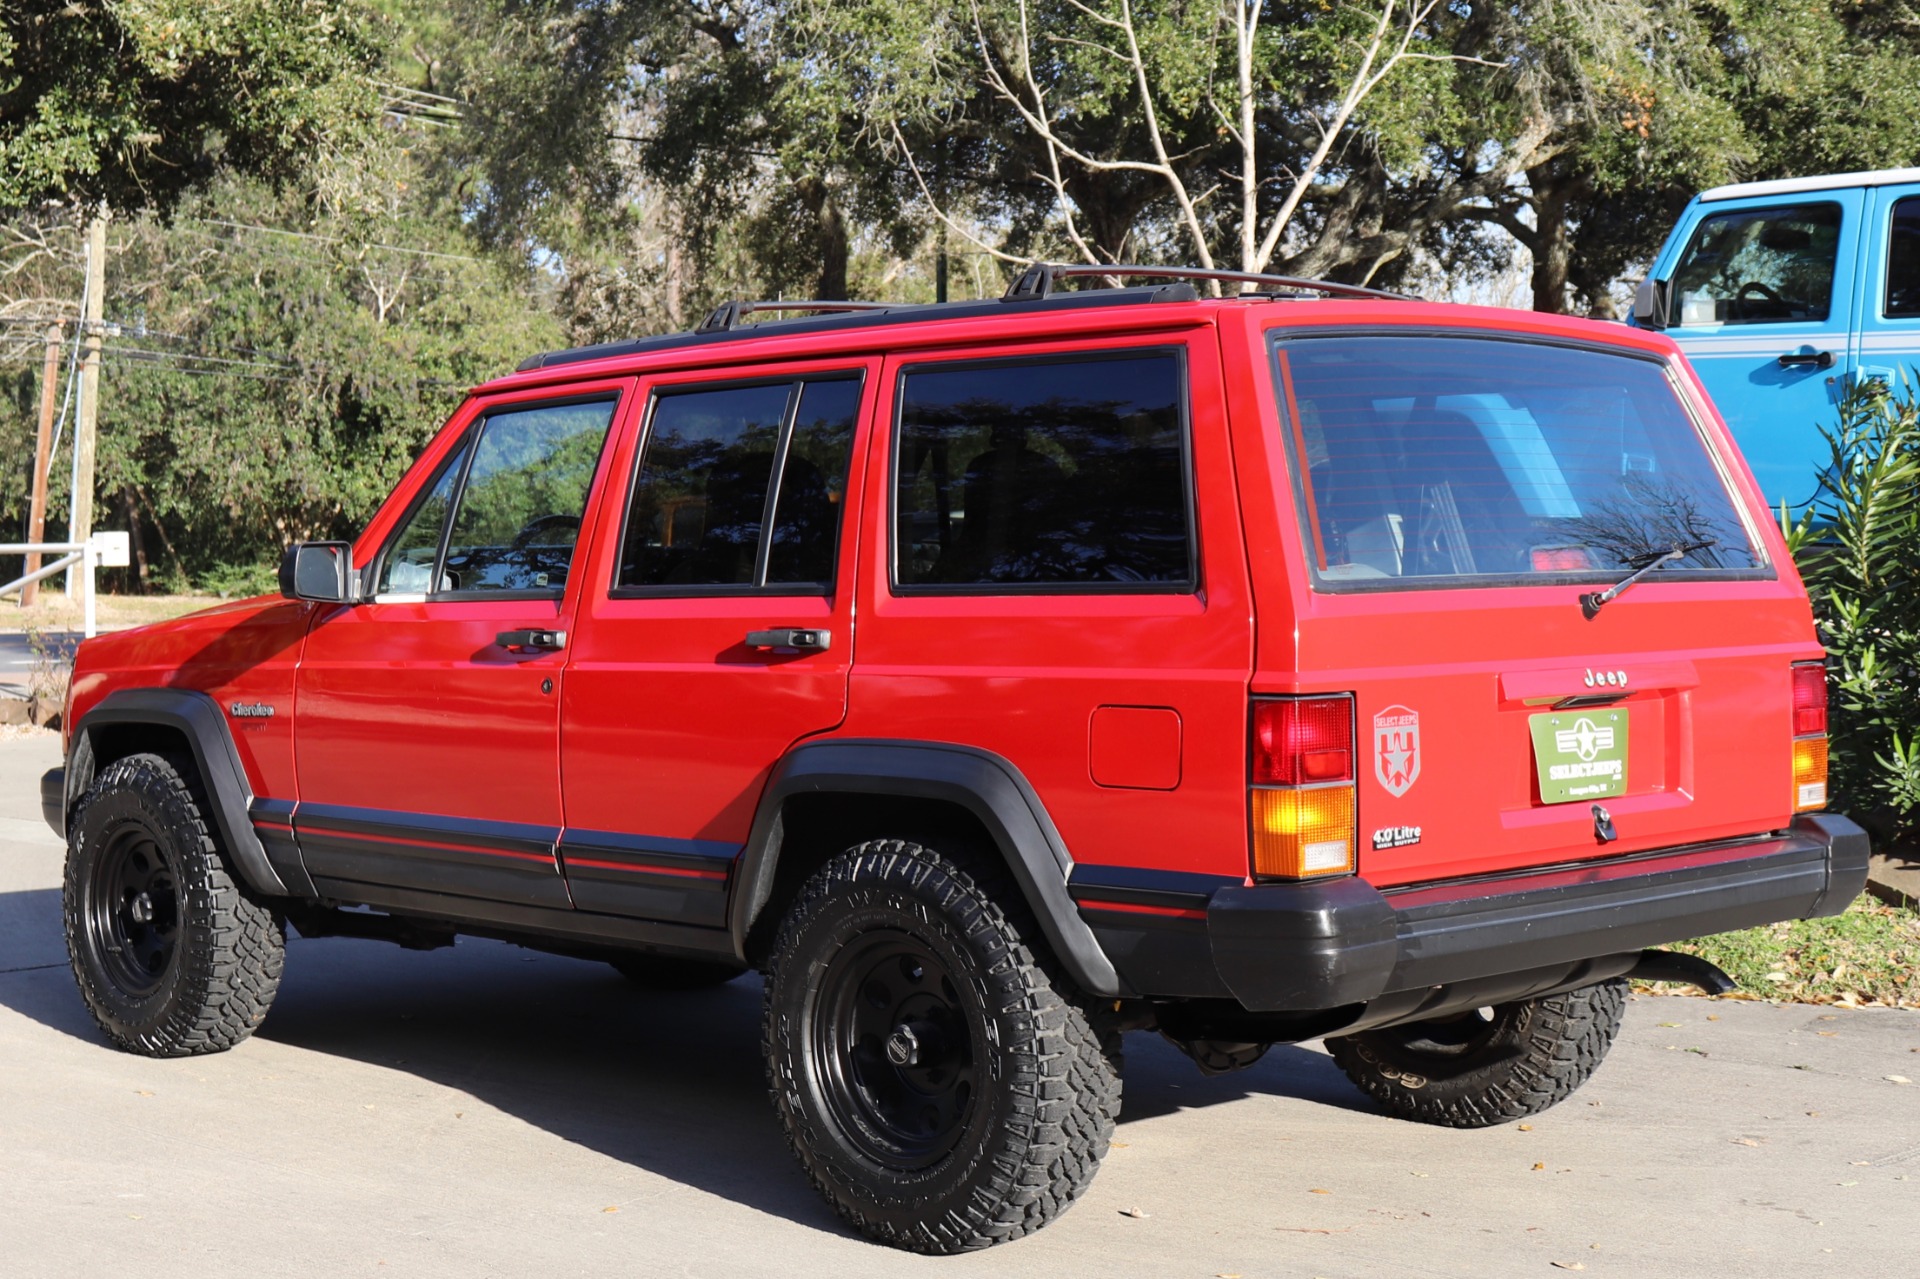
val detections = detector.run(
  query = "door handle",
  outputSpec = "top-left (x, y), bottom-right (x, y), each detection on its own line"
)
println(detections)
top-left (496, 628), bottom-right (567, 652)
top-left (745, 628), bottom-right (831, 652)
top-left (1776, 350), bottom-right (1835, 369)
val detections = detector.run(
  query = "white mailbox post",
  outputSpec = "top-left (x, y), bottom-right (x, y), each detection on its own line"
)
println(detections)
top-left (2, 530), bottom-right (130, 638)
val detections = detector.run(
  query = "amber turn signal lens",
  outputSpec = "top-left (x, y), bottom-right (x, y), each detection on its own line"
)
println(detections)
top-left (1252, 785), bottom-right (1355, 879)
top-left (1792, 736), bottom-right (1829, 812)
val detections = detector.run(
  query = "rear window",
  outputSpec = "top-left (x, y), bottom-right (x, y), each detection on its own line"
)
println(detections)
top-left (1273, 335), bottom-right (1765, 591)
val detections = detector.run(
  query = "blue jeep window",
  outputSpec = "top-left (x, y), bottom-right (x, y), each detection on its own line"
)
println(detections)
top-left (1669, 203), bottom-right (1842, 326)
top-left (1887, 197), bottom-right (1920, 319)
top-left (1274, 335), bottom-right (1765, 590)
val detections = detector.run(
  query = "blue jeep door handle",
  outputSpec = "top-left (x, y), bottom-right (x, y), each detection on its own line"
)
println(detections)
top-left (1777, 350), bottom-right (1835, 369)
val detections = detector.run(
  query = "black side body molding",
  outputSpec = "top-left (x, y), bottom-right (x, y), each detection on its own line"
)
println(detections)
top-left (732, 739), bottom-right (1126, 998)
top-left (68, 688), bottom-right (294, 898)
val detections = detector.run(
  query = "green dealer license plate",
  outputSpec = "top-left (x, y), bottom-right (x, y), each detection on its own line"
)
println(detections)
top-left (1528, 709), bottom-right (1628, 804)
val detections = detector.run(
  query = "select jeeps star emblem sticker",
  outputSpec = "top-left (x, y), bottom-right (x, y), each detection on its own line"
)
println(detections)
top-left (1373, 705), bottom-right (1420, 797)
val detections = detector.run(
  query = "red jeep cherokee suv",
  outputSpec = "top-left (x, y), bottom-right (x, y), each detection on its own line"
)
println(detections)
top-left (43, 266), bottom-right (1867, 1252)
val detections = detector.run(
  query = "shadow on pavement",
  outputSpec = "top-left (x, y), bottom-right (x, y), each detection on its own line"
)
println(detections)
top-left (0, 887), bottom-right (1377, 1238)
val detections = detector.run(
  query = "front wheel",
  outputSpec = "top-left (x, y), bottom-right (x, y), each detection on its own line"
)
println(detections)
top-left (63, 754), bottom-right (285, 1057)
top-left (1325, 978), bottom-right (1627, 1128)
top-left (763, 840), bottom-right (1121, 1253)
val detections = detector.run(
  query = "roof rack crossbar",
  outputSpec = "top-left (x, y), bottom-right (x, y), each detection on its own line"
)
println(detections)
top-left (697, 299), bottom-right (896, 333)
top-left (1002, 263), bottom-right (1406, 303)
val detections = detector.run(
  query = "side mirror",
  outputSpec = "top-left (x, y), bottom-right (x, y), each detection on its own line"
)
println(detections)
top-left (1632, 277), bottom-right (1671, 330)
top-left (278, 542), bottom-right (357, 603)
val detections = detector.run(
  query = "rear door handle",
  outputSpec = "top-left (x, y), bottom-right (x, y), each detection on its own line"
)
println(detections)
top-left (1776, 350), bottom-right (1835, 369)
top-left (496, 628), bottom-right (567, 652)
top-left (745, 628), bottom-right (831, 652)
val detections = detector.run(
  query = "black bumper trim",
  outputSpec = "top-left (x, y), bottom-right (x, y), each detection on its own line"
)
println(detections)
top-left (1205, 814), bottom-right (1870, 1013)
top-left (40, 766), bottom-right (65, 837)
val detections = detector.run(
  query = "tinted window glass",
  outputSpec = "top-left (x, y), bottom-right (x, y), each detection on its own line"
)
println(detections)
top-left (1888, 197), bottom-right (1920, 318)
top-left (437, 399), bottom-right (614, 594)
top-left (894, 352), bottom-right (1191, 590)
top-left (377, 438), bottom-right (469, 595)
top-left (1275, 336), bottom-right (1762, 590)
top-left (1670, 203), bottom-right (1841, 326)
top-left (767, 379), bottom-right (859, 586)
top-left (616, 376), bottom-right (860, 591)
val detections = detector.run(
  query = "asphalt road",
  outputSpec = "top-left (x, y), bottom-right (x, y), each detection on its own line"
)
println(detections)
top-left (0, 629), bottom-right (80, 689)
top-left (2, 730), bottom-right (1915, 1278)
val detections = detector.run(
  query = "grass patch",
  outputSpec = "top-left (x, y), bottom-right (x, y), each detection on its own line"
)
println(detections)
top-left (1644, 896), bottom-right (1919, 1008)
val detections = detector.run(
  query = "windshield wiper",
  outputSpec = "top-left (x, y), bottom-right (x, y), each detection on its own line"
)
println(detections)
top-left (1580, 540), bottom-right (1716, 619)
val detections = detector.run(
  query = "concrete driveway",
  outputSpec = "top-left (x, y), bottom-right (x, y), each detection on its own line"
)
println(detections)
top-left (2, 730), bottom-right (1914, 1278)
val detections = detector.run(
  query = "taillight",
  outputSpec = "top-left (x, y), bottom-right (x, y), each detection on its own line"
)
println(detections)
top-left (1791, 663), bottom-right (1828, 737)
top-left (1791, 661), bottom-right (1828, 812)
top-left (1250, 696), bottom-right (1356, 879)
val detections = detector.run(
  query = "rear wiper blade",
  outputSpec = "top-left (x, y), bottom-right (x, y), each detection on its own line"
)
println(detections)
top-left (1580, 540), bottom-right (1716, 619)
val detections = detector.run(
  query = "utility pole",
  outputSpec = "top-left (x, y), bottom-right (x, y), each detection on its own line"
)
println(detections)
top-left (20, 322), bottom-right (63, 608)
top-left (69, 210), bottom-right (107, 607)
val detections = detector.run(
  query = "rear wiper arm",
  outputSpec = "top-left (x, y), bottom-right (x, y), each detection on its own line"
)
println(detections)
top-left (1580, 540), bottom-right (1716, 619)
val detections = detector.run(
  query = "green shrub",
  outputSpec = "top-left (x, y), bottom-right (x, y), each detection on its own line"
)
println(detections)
top-left (1784, 378), bottom-right (1920, 839)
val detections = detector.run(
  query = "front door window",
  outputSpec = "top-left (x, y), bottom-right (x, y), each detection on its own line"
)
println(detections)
top-left (376, 398), bottom-right (615, 598)
top-left (1669, 202), bottom-right (1843, 326)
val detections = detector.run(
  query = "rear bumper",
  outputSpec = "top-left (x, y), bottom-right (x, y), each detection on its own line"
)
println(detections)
top-left (41, 767), bottom-right (64, 838)
top-left (1074, 813), bottom-right (1870, 1013)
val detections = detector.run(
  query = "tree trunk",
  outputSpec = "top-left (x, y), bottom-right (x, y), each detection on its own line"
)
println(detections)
top-left (121, 487), bottom-right (149, 594)
top-left (1527, 165), bottom-right (1587, 315)
top-left (795, 177), bottom-right (849, 300)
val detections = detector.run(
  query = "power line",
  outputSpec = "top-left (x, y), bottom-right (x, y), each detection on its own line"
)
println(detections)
top-left (186, 218), bottom-right (489, 264)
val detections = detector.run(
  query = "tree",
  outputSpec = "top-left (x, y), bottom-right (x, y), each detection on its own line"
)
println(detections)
top-left (1, 1), bottom-right (386, 217)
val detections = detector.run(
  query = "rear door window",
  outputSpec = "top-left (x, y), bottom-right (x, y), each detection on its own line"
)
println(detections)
top-left (615, 374), bottom-right (860, 593)
top-left (1273, 335), bottom-right (1765, 590)
top-left (1669, 202), bottom-right (1842, 326)
top-left (892, 350), bottom-right (1193, 591)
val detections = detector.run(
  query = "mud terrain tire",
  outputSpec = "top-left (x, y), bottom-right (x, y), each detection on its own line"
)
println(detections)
top-left (63, 753), bottom-right (285, 1057)
top-left (763, 839), bottom-right (1122, 1253)
top-left (1326, 978), bottom-right (1628, 1128)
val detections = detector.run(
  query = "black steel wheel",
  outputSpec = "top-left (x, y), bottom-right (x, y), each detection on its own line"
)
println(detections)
top-left (81, 821), bottom-right (182, 999)
top-left (1325, 979), bottom-right (1628, 1128)
top-left (64, 753), bottom-right (285, 1057)
top-left (811, 928), bottom-right (977, 1170)
top-left (764, 839), bottom-right (1121, 1253)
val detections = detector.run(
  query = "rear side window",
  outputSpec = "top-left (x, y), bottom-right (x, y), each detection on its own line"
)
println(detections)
top-left (1669, 202), bottom-right (1842, 326)
top-left (1887, 196), bottom-right (1920, 318)
top-left (893, 350), bottom-right (1192, 591)
top-left (615, 375), bottom-right (860, 593)
top-left (1274, 335), bottom-right (1765, 591)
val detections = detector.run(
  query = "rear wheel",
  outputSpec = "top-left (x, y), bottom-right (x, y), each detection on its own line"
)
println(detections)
top-left (763, 839), bottom-right (1121, 1253)
top-left (63, 753), bottom-right (285, 1057)
top-left (1325, 978), bottom-right (1627, 1128)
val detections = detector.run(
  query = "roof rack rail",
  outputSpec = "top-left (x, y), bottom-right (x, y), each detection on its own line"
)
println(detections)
top-left (697, 299), bottom-right (897, 333)
top-left (1002, 263), bottom-right (1407, 303)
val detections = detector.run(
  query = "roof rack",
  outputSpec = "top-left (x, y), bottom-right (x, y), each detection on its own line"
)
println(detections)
top-left (696, 299), bottom-right (897, 333)
top-left (1002, 262), bottom-right (1407, 303)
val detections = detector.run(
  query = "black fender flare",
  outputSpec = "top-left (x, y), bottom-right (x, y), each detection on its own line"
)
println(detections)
top-left (67, 688), bottom-right (290, 898)
top-left (729, 738), bottom-right (1126, 998)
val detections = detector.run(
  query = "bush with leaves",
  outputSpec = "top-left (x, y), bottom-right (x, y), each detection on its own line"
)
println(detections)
top-left (1784, 379), bottom-right (1920, 838)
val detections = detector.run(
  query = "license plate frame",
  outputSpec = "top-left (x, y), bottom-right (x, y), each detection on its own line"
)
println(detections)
top-left (1528, 709), bottom-right (1629, 804)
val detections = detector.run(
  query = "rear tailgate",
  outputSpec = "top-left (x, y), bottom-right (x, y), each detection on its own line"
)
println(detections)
top-left (1241, 317), bottom-right (1821, 889)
